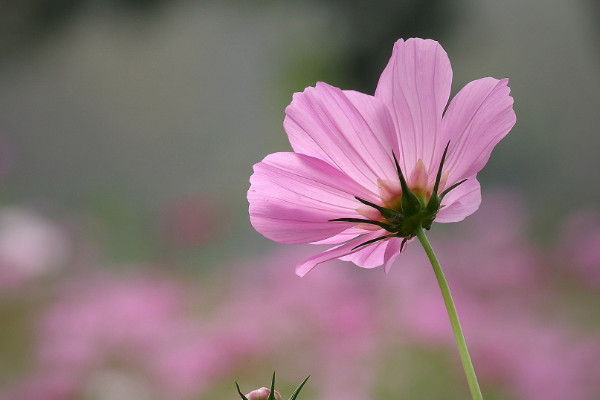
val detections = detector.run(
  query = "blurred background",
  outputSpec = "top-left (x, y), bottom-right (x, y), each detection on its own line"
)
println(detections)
top-left (0, 0), bottom-right (599, 399)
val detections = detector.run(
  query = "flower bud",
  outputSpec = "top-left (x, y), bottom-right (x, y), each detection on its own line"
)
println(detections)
top-left (245, 387), bottom-right (282, 400)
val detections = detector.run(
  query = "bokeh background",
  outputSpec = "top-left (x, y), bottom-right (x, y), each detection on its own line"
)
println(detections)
top-left (1, 0), bottom-right (599, 399)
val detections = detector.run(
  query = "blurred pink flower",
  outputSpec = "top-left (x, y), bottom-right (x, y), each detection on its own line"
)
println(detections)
top-left (466, 314), bottom-right (600, 400)
top-left (5, 269), bottom-right (266, 400)
top-left (248, 38), bottom-right (516, 276)
top-left (379, 246), bottom-right (600, 400)
top-left (37, 271), bottom-right (185, 368)
top-left (0, 207), bottom-right (71, 289)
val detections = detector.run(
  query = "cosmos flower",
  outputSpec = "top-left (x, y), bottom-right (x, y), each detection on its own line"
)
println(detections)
top-left (248, 38), bottom-right (516, 276)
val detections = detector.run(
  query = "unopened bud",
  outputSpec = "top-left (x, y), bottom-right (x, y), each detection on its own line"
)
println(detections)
top-left (245, 387), bottom-right (282, 400)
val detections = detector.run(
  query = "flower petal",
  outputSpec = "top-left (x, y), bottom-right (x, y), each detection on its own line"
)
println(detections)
top-left (296, 231), bottom-right (384, 277)
top-left (248, 152), bottom-right (375, 244)
top-left (340, 235), bottom-right (388, 268)
top-left (311, 227), bottom-right (366, 245)
top-left (383, 237), bottom-right (403, 273)
top-left (375, 38), bottom-right (453, 175)
top-left (442, 77), bottom-right (516, 184)
top-left (341, 236), bottom-right (404, 270)
top-left (284, 82), bottom-right (398, 190)
top-left (436, 178), bottom-right (481, 223)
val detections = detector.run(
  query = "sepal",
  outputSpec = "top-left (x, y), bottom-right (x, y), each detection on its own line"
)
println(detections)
top-left (393, 152), bottom-right (423, 216)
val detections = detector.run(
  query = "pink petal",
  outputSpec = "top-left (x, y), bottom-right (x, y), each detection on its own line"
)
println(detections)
top-left (342, 235), bottom-right (405, 271)
top-left (284, 82), bottom-right (398, 191)
top-left (375, 38), bottom-right (453, 176)
top-left (340, 235), bottom-right (392, 269)
top-left (442, 77), bottom-right (516, 184)
top-left (436, 178), bottom-right (481, 223)
top-left (296, 231), bottom-right (384, 277)
top-left (383, 237), bottom-right (403, 273)
top-left (311, 227), bottom-right (367, 245)
top-left (248, 152), bottom-right (375, 244)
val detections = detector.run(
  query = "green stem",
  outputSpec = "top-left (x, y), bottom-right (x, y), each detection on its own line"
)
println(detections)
top-left (415, 228), bottom-right (483, 400)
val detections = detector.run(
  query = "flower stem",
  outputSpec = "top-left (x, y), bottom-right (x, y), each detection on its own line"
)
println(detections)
top-left (415, 228), bottom-right (483, 400)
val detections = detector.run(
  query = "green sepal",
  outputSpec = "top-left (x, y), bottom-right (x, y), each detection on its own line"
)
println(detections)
top-left (423, 141), bottom-right (470, 226)
top-left (235, 381), bottom-right (250, 400)
top-left (392, 152), bottom-right (423, 217)
top-left (431, 141), bottom-right (450, 199)
top-left (267, 371), bottom-right (277, 400)
top-left (354, 196), bottom-right (400, 220)
top-left (352, 234), bottom-right (395, 250)
top-left (424, 141), bottom-right (449, 218)
top-left (399, 237), bottom-right (409, 252)
top-left (424, 194), bottom-right (441, 220)
top-left (288, 376), bottom-right (310, 400)
top-left (440, 178), bottom-right (467, 199)
top-left (329, 218), bottom-right (397, 233)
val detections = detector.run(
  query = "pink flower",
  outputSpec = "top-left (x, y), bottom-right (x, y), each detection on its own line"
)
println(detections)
top-left (0, 207), bottom-right (71, 289)
top-left (245, 387), bottom-right (282, 400)
top-left (7, 268), bottom-right (269, 400)
top-left (248, 38), bottom-right (516, 276)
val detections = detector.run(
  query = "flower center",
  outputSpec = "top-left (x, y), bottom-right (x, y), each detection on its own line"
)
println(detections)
top-left (379, 159), bottom-right (450, 211)
top-left (329, 142), bottom-right (467, 250)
